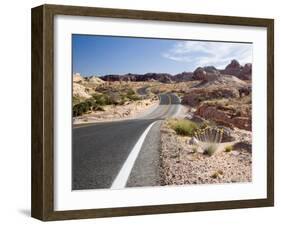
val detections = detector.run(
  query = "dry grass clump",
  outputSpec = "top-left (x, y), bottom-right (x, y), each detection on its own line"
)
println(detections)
top-left (225, 145), bottom-right (233, 152)
top-left (203, 143), bottom-right (218, 156)
top-left (211, 170), bottom-right (224, 179)
top-left (169, 119), bottom-right (198, 136)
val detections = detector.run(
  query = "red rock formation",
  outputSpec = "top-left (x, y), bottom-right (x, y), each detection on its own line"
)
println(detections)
top-left (223, 59), bottom-right (252, 80)
top-left (195, 103), bottom-right (251, 131)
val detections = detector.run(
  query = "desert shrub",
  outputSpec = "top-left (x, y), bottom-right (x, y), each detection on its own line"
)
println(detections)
top-left (194, 126), bottom-right (224, 143)
top-left (73, 96), bottom-right (83, 106)
top-left (72, 97), bottom-right (106, 116)
top-left (170, 119), bottom-right (198, 136)
top-left (72, 102), bottom-right (90, 117)
top-left (127, 94), bottom-right (141, 101)
top-left (92, 93), bottom-right (115, 105)
top-left (192, 146), bottom-right (197, 153)
top-left (72, 104), bottom-right (82, 117)
top-left (211, 172), bottom-right (219, 179)
top-left (121, 89), bottom-right (141, 101)
top-left (225, 145), bottom-right (233, 152)
top-left (203, 144), bottom-right (218, 156)
top-left (126, 88), bottom-right (135, 96)
top-left (211, 170), bottom-right (223, 179)
top-left (92, 104), bottom-right (104, 111)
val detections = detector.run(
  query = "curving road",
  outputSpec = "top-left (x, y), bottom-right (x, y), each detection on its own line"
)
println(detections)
top-left (72, 93), bottom-right (180, 190)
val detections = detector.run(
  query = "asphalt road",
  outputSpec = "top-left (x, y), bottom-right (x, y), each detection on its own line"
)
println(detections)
top-left (136, 86), bottom-right (149, 96)
top-left (72, 93), bottom-right (180, 190)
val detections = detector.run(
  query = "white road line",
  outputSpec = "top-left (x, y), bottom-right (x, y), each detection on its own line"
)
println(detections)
top-left (111, 121), bottom-right (157, 189)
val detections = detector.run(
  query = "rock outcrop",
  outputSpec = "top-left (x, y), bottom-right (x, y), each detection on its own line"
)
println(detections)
top-left (181, 87), bottom-right (240, 107)
top-left (173, 72), bottom-right (193, 82)
top-left (195, 103), bottom-right (251, 131)
top-left (192, 66), bottom-right (221, 81)
top-left (240, 63), bottom-right (252, 80)
top-left (193, 74), bottom-right (247, 89)
top-left (86, 76), bottom-right (105, 84)
top-left (73, 83), bottom-right (91, 99)
top-left (222, 60), bottom-right (252, 80)
top-left (73, 73), bottom-right (84, 83)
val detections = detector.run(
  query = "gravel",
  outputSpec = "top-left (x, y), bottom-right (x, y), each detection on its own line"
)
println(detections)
top-left (160, 121), bottom-right (252, 185)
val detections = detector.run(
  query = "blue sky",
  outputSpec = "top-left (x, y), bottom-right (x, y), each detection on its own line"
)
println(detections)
top-left (72, 34), bottom-right (252, 76)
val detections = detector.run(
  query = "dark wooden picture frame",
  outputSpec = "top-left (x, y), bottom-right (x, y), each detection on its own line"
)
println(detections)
top-left (31, 4), bottom-right (274, 221)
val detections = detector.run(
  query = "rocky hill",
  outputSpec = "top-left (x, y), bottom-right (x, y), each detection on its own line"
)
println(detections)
top-left (86, 76), bottom-right (105, 84)
top-left (73, 74), bottom-right (105, 99)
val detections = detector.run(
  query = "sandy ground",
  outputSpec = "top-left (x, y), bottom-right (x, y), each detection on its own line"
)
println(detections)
top-left (73, 99), bottom-right (159, 124)
top-left (159, 121), bottom-right (252, 185)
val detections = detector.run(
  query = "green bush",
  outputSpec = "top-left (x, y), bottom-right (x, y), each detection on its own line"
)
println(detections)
top-left (170, 119), bottom-right (198, 136)
top-left (72, 98), bottom-right (105, 117)
top-left (72, 102), bottom-right (90, 117)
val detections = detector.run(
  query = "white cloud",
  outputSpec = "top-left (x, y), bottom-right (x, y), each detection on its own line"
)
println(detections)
top-left (163, 41), bottom-right (252, 70)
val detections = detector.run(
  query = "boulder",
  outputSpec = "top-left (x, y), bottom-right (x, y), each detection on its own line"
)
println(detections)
top-left (233, 141), bottom-right (252, 152)
top-left (189, 137), bottom-right (199, 145)
top-left (216, 126), bottom-right (237, 142)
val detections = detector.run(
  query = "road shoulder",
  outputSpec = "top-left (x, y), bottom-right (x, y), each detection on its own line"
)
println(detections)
top-left (126, 121), bottom-right (162, 187)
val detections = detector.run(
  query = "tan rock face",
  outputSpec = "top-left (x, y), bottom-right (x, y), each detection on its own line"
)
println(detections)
top-left (87, 76), bottom-right (105, 84)
top-left (73, 83), bottom-right (91, 99)
top-left (73, 73), bottom-right (84, 82)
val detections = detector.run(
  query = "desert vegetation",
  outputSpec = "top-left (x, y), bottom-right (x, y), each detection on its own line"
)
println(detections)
top-left (169, 119), bottom-right (198, 136)
top-left (72, 73), bottom-right (158, 123)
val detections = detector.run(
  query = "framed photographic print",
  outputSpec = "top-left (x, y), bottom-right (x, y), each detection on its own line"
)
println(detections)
top-left (31, 4), bottom-right (274, 221)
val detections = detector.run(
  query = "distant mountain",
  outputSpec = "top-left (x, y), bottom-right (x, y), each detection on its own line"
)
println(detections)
top-left (76, 59), bottom-right (251, 83)
top-left (100, 73), bottom-right (173, 83)
top-left (173, 72), bottom-right (193, 82)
